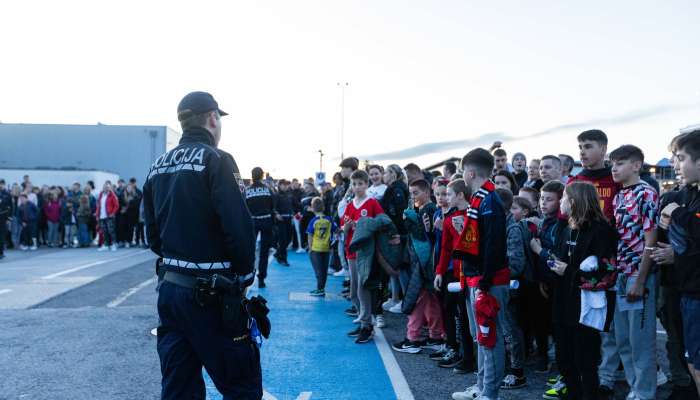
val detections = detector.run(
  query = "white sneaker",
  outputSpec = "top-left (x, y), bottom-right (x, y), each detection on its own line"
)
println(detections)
top-left (327, 268), bottom-right (336, 274)
top-left (20, 245), bottom-right (28, 251)
top-left (382, 299), bottom-right (398, 311)
top-left (29, 245), bottom-right (37, 251)
top-left (352, 317), bottom-right (361, 324)
top-left (452, 384), bottom-right (481, 400)
top-left (388, 301), bottom-right (403, 314)
top-left (296, 248), bottom-right (306, 254)
top-left (656, 369), bottom-right (668, 387)
top-left (110, 245), bottom-right (117, 252)
top-left (125, 243), bottom-right (130, 249)
top-left (97, 246), bottom-right (108, 252)
top-left (375, 315), bottom-right (386, 328)
top-left (626, 391), bottom-right (639, 400)
top-left (333, 269), bottom-right (347, 277)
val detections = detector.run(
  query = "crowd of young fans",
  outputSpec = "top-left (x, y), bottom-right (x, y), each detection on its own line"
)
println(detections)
top-left (3, 126), bottom-right (700, 400)
top-left (242, 127), bottom-right (700, 400)
top-left (0, 176), bottom-right (147, 257)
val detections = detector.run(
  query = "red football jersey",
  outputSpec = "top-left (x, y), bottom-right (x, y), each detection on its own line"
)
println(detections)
top-left (342, 197), bottom-right (384, 260)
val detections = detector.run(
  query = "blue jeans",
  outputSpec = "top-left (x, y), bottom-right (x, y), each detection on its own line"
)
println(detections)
top-left (467, 285), bottom-right (508, 399)
top-left (614, 273), bottom-right (657, 400)
top-left (78, 223), bottom-right (90, 246)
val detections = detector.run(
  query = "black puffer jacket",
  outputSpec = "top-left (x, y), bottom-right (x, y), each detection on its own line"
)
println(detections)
top-left (380, 180), bottom-right (409, 235)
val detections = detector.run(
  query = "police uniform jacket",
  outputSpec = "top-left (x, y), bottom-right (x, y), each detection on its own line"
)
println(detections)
top-left (245, 181), bottom-right (275, 219)
top-left (143, 127), bottom-right (255, 281)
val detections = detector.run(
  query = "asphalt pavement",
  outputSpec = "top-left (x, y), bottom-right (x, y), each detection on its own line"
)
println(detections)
top-left (0, 248), bottom-right (686, 399)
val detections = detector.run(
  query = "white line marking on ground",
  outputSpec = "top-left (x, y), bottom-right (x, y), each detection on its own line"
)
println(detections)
top-left (41, 250), bottom-right (148, 280)
top-left (296, 392), bottom-right (312, 400)
top-left (0, 289), bottom-right (12, 295)
top-left (106, 277), bottom-right (157, 308)
top-left (262, 390), bottom-right (278, 400)
top-left (373, 327), bottom-right (415, 400)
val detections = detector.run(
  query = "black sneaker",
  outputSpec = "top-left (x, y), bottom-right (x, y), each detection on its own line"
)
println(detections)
top-left (355, 327), bottom-right (373, 344)
top-left (535, 356), bottom-right (551, 373)
top-left (437, 349), bottom-right (462, 368)
top-left (668, 384), bottom-right (700, 400)
top-left (421, 338), bottom-right (445, 352)
top-left (258, 279), bottom-right (266, 289)
top-left (597, 385), bottom-right (614, 400)
top-left (347, 327), bottom-right (362, 337)
top-left (501, 374), bottom-right (527, 390)
top-left (392, 339), bottom-right (422, 354)
top-left (344, 307), bottom-right (358, 317)
top-left (342, 279), bottom-right (350, 287)
top-left (453, 360), bottom-right (476, 374)
top-left (429, 348), bottom-right (449, 361)
top-left (309, 289), bottom-right (325, 297)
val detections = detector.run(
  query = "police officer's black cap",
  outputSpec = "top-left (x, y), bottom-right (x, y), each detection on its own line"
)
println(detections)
top-left (177, 91), bottom-right (228, 121)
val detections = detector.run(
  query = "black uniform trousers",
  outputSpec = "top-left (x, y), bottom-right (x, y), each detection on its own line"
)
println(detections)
top-left (253, 218), bottom-right (274, 280)
top-left (157, 281), bottom-right (262, 400)
top-left (275, 217), bottom-right (293, 263)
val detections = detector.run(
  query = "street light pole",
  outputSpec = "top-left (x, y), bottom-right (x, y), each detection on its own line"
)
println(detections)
top-left (337, 82), bottom-right (349, 160)
top-left (318, 149), bottom-right (324, 172)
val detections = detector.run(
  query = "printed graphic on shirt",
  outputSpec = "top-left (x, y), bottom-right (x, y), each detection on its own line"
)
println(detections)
top-left (614, 182), bottom-right (658, 275)
top-left (307, 216), bottom-right (337, 252)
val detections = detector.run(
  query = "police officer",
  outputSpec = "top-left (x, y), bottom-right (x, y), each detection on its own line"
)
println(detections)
top-left (143, 91), bottom-right (261, 400)
top-left (244, 167), bottom-right (275, 288)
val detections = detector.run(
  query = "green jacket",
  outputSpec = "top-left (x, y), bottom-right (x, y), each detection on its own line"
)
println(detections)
top-left (349, 213), bottom-right (401, 289)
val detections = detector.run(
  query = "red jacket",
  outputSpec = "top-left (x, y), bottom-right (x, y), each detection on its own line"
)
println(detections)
top-left (96, 191), bottom-right (119, 219)
top-left (437, 209), bottom-right (467, 280)
top-left (43, 200), bottom-right (61, 223)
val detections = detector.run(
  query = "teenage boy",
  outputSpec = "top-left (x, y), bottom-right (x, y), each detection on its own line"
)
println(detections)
top-left (539, 155), bottom-right (563, 184)
top-left (569, 129), bottom-right (622, 396)
top-left (434, 179), bottom-right (476, 374)
top-left (343, 170), bottom-right (384, 344)
top-left (660, 129), bottom-right (700, 397)
top-left (569, 129), bottom-right (619, 221)
top-left (609, 145), bottom-right (659, 400)
top-left (495, 188), bottom-right (528, 390)
top-left (451, 148), bottom-right (509, 400)
top-left (653, 134), bottom-right (699, 399)
top-left (512, 153), bottom-right (528, 189)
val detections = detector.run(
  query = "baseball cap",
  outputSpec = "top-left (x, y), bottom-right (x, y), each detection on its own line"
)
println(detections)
top-left (177, 91), bottom-right (228, 121)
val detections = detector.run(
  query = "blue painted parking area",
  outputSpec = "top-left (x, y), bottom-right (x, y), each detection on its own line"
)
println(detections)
top-left (205, 252), bottom-right (399, 400)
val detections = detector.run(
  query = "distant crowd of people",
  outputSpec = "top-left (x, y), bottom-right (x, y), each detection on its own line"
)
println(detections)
top-left (0, 176), bottom-right (147, 258)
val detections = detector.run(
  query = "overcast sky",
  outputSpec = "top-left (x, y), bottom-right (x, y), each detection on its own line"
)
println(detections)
top-left (1, 0), bottom-right (698, 179)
